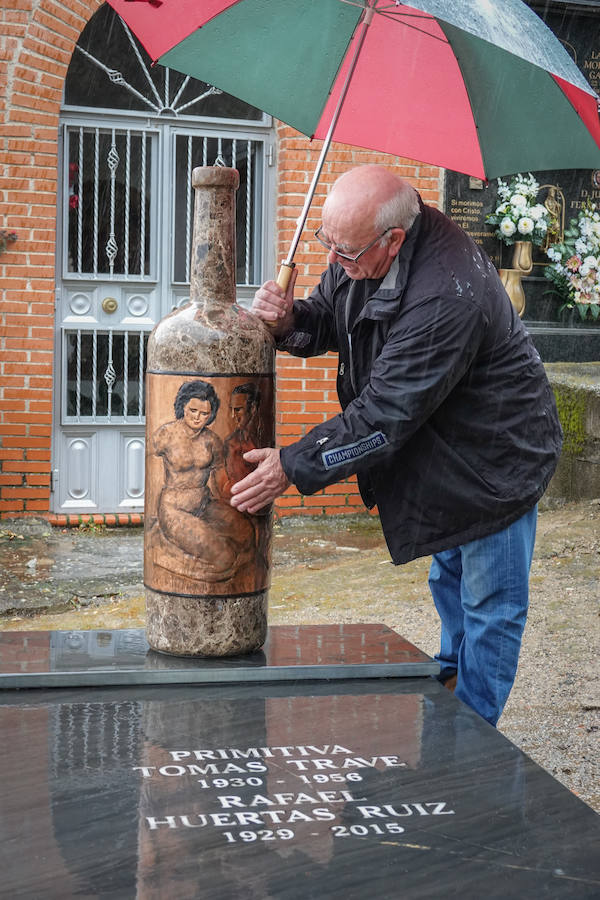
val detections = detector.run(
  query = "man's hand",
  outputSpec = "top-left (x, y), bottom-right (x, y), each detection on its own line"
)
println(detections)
top-left (230, 448), bottom-right (290, 514)
top-left (251, 268), bottom-right (298, 337)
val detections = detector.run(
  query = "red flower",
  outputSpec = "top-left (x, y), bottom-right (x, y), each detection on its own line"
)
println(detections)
top-left (69, 195), bottom-right (79, 209)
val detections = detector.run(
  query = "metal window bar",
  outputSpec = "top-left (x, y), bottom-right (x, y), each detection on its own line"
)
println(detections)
top-left (186, 134), bottom-right (193, 284)
top-left (76, 330), bottom-right (82, 421)
top-left (106, 129), bottom-right (119, 275)
top-left (77, 126), bottom-right (84, 273)
top-left (245, 139), bottom-right (252, 284)
top-left (52, 700), bottom-right (142, 776)
top-left (138, 331), bottom-right (144, 422)
top-left (124, 131), bottom-right (131, 276)
top-left (105, 330), bottom-right (115, 420)
top-left (171, 74), bottom-right (190, 111)
top-left (92, 330), bottom-right (97, 419)
top-left (93, 129), bottom-right (99, 275)
top-left (140, 131), bottom-right (147, 277)
top-left (122, 20), bottom-right (163, 109)
top-left (123, 331), bottom-right (129, 418)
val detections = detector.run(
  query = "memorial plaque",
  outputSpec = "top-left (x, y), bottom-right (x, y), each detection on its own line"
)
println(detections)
top-left (444, 1), bottom-right (600, 361)
top-left (1, 674), bottom-right (598, 897)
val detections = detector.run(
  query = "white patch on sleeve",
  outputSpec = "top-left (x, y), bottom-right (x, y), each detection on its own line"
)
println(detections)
top-left (322, 431), bottom-right (388, 469)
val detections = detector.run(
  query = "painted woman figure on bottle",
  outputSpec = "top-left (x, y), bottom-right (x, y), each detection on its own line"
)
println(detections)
top-left (150, 380), bottom-right (255, 583)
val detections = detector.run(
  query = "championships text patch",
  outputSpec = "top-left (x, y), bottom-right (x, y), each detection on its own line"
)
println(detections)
top-left (321, 431), bottom-right (388, 469)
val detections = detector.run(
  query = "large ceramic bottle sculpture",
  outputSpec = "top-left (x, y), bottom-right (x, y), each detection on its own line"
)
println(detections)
top-left (144, 166), bottom-right (275, 656)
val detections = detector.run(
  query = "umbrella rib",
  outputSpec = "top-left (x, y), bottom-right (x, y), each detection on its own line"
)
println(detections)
top-left (337, 0), bottom-right (449, 43)
top-left (377, 11), bottom-right (449, 42)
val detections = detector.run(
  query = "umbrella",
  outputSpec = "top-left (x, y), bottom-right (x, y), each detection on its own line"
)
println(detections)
top-left (108, 0), bottom-right (600, 284)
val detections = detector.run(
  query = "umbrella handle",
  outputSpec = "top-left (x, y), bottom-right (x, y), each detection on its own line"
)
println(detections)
top-left (263, 262), bottom-right (296, 329)
top-left (276, 262), bottom-right (295, 291)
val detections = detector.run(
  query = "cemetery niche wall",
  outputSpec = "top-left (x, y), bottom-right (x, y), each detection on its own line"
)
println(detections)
top-left (444, 0), bottom-right (600, 363)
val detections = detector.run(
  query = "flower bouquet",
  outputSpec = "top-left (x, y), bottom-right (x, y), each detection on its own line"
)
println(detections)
top-left (545, 202), bottom-right (600, 322)
top-left (486, 173), bottom-right (549, 246)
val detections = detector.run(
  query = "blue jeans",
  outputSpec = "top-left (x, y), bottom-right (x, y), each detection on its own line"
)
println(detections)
top-left (428, 506), bottom-right (537, 726)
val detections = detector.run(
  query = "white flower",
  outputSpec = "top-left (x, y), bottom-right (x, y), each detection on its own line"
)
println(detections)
top-left (500, 217), bottom-right (517, 237)
top-left (535, 219), bottom-right (547, 233)
top-left (575, 238), bottom-right (588, 256)
top-left (546, 247), bottom-right (561, 262)
top-left (497, 179), bottom-right (509, 201)
top-left (517, 217), bottom-right (534, 235)
top-left (580, 255), bottom-right (598, 277)
top-left (511, 193), bottom-right (527, 209)
top-left (529, 204), bottom-right (546, 221)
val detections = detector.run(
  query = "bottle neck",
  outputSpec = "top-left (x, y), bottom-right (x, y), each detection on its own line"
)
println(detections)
top-left (189, 182), bottom-right (237, 313)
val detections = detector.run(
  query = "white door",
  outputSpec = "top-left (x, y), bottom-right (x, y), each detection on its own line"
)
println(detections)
top-left (52, 7), bottom-right (275, 515)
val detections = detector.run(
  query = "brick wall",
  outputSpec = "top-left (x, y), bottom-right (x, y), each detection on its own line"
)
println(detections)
top-left (0, 2), bottom-right (441, 522)
top-left (0, 0), bottom-right (102, 520)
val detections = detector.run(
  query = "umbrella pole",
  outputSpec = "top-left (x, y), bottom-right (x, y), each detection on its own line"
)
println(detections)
top-left (276, 2), bottom-right (376, 290)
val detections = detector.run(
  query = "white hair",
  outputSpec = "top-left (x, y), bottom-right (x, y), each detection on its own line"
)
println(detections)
top-left (374, 183), bottom-right (420, 234)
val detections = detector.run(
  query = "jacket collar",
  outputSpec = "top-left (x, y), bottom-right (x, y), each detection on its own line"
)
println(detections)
top-left (350, 197), bottom-right (424, 325)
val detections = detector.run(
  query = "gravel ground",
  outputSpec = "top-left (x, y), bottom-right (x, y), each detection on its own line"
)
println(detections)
top-left (1, 500), bottom-right (598, 812)
top-left (265, 502), bottom-right (600, 813)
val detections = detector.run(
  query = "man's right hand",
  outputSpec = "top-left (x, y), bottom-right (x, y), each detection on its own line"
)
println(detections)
top-left (251, 267), bottom-right (298, 337)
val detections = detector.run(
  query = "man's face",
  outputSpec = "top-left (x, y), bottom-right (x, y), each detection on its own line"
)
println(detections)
top-left (230, 395), bottom-right (253, 429)
top-left (320, 211), bottom-right (404, 281)
top-left (183, 398), bottom-right (212, 431)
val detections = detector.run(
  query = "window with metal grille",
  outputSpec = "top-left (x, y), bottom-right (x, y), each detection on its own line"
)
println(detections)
top-left (173, 134), bottom-right (262, 286)
top-left (66, 127), bottom-right (153, 279)
top-left (63, 329), bottom-right (148, 424)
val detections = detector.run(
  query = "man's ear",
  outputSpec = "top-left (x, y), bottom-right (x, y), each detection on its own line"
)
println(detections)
top-left (388, 228), bottom-right (406, 256)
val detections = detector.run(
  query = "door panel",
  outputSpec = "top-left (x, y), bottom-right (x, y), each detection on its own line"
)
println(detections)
top-left (54, 121), bottom-right (273, 514)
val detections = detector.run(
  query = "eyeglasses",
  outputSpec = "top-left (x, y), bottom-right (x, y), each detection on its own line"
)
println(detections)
top-left (314, 225), bottom-right (397, 263)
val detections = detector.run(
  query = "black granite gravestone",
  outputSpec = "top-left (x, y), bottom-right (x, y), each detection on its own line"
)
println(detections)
top-left (1, 625), bottom-right (598, 898)
top-left (0, 625), bottom-right (438, 688)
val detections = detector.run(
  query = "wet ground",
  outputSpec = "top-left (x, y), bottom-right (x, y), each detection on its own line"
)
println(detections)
top-left (0, 503), bottom-right (598, 811)
top-left (0, 513), bottom-right (386, 619)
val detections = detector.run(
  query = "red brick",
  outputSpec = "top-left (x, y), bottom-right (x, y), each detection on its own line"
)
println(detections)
top-left (24, 498), bottom-right (51, 510)
top-left (2, 487), bottom-right (49, 498)
top-left (0, 474), bottom-right (23, 485)
top-left (26, 474), bottom-right (51, 485)
top-left (3, 460), bottom-right (50, 472)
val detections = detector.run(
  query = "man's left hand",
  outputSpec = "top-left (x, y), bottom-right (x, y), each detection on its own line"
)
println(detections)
top-left (230, 448), bottom-right (290, 513)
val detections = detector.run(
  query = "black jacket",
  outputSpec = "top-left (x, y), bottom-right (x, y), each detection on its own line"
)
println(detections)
top-left (279, 200), bottom-right (562, 564)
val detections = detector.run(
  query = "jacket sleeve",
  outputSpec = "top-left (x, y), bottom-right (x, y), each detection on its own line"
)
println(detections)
top-left (280, 293), bottom-right (487, 494)
top-left (276, 266), bottom-right (342, 357)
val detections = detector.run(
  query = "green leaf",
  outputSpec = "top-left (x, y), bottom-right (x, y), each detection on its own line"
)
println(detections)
top-left (590, 304), bottom-right (600, 320)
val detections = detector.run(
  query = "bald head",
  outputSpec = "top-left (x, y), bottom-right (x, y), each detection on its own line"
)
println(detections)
top-left (324, 165), bottom-right (420, 235)
top-left (318, 165), bottom-right (420, 280)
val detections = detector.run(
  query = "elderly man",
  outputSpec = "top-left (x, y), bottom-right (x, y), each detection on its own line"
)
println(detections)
top-left (230, 164), bottom-right (562, 725)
